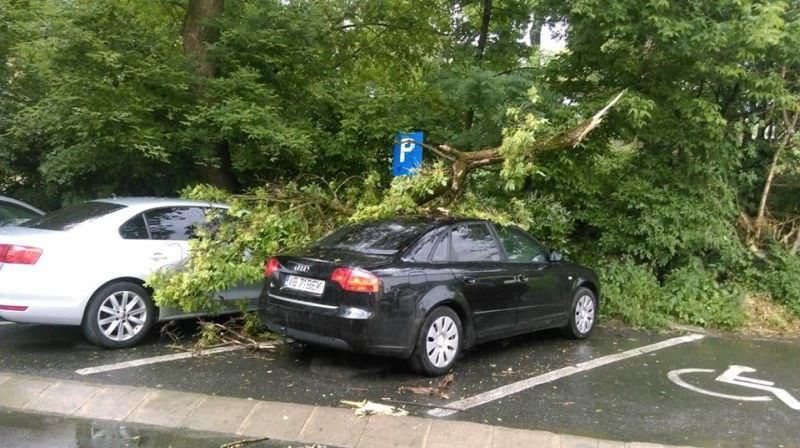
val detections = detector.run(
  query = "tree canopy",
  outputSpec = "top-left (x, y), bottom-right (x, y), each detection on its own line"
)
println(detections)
top-left (1, 0), bottom-right (798, 328)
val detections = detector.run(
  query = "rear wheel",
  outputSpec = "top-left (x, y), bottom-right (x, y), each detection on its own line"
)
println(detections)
top-left (82, 281), bottom-right (156, 349)
top-left (410, 307), bottom-right (462, 376)
top-left (561, 287), bottom-right (597, 339)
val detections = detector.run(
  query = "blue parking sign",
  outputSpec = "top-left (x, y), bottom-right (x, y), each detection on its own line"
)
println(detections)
top-left (393, 132), bottom-right (423, 177)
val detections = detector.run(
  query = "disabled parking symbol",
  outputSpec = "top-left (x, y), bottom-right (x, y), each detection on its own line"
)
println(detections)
top-left (668, 365), bottom-right (800, 411)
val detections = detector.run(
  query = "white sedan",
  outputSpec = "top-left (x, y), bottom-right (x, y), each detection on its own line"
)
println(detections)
top-left (0, 197), bottom-right (259, 348)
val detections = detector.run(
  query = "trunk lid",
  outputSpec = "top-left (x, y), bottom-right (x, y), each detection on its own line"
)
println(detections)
top-left (269, 248), bottom-right (394, 307)
top-left (0, 226), bottom-right (63, 274)
top-left (0, 225), bottom-right (62, 240)
top-left (0, 226), bottom-right (62, 257)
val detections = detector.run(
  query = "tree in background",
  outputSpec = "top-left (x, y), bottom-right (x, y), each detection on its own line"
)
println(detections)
top-left (1, 0), bottom-right (542, 201)
top-left (1, 0), bottom-right (193, 207)
top-left (2, 0), bottom-right (799, 328)
top-left (533, 0), bottom-right (800, 325)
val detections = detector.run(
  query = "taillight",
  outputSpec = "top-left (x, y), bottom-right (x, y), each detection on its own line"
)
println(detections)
top-left (0, 305), bottom-right (28, 311)
top-left (0, 244), bottom-right (43, 265)
top-left (331, 267), bottom-right (380, 293)
top-left (264, 257), bottom-right (281, 277)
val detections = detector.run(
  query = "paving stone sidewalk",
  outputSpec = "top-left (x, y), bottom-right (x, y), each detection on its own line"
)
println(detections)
top-left (0, 371), bottom-right (695, 448)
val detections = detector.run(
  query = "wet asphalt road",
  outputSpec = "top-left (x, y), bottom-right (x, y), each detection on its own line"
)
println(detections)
top-left (0, 321), bottom-right (798, 448)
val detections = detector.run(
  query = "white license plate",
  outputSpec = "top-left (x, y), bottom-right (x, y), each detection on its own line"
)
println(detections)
top-left (284, 275), bottom-right (325, 295)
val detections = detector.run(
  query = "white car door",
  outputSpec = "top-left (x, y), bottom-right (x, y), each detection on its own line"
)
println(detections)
top-left (117, 207), bottom-right (201, 275)
top-left (141, 206), bottom-right (200, 271)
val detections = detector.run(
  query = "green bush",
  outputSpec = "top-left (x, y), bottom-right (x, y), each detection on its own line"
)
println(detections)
top-left (760, 249), bottom-right (800, 318)
top-left (661, 260), bottom-right (745, 329)
top-left (598, 259), bottom-right (667, 328)
top-left (599, 258), bottom-right (745, 329)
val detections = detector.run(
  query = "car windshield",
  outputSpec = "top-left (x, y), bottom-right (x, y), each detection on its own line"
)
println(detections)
top-left (314, 221), bottom-right (431, 255)
top-left (23, 201), bottom-right (126, 231)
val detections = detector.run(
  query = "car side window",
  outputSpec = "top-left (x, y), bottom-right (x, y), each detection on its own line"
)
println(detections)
top-left (496, 226), bottom-right (548, 263)
top-left (144, 207), bottom-right (206, 241)
top-left (451, 223), bottom-right (501, 262)
top-left (406, 230), bottom-right (439, 262)
top-left (119, 214), bottom-right (150, 240)
top-left (430, 233), bottom-right (450, 262)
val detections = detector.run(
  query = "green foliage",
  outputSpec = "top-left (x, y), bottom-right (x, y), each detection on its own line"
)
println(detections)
top-left (757, 248), bottom-right (800, 317)
top-left (597, 259), bottom-right (667, 328)
top-left (600, 258), bottom-right (745, 329)
top-left (661, 260), bottom-right (745, 329)
top-left (499, 87), bottom-right (550, 191)
top-left (1, 0), bottom-right (546, 205)
top-left (3, 0), bottom-right (192, 204)
top-left (3, 0), bottom-right (799, 330)
top-left (149, 181), bottom-right (352, 312)
top-left (349, 163), bottom-right (453, 221)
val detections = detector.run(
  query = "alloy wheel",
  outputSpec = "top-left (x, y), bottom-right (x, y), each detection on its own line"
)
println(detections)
top-left (575, 294), bottom-right (595, 334)
top-left (97, 291), bottom-right (148, 342)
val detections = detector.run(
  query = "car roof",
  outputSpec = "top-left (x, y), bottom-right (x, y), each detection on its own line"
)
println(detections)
top-left (92, 197), bottom-right (227, 208)
top-left (361, 216), bottom-right (488, 228)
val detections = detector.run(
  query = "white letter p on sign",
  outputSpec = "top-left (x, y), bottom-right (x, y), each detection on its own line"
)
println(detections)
top-left (400, 138), bottom-right (415, 163)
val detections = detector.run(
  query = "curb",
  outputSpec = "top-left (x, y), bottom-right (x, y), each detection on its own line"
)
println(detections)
top-left (0, 372), bottom-right (695, 448)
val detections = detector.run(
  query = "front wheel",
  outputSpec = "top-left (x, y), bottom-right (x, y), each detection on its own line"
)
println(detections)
top-left (82, 282), bottom-right (156, 349)
top-left (561, 287), bottom-right (597, 339)
top-left (410, 307), bottom-right (462, 376)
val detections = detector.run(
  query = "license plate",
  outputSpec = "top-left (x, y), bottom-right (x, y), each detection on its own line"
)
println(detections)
top-left (283, 275), bottom-right (325, 295)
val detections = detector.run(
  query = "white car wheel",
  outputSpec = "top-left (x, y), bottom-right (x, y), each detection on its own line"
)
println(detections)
top-left (83, 281), bottom-right (156, 349)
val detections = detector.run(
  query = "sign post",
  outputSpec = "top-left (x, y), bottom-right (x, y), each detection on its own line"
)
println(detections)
top-left (392, 132), bottom-right (423, 177)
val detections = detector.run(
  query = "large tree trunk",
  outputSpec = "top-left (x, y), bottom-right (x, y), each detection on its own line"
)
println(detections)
top-left (475, 0), bottom-right (492, 60)
top-left (183, 0), bottom-right (240, 192)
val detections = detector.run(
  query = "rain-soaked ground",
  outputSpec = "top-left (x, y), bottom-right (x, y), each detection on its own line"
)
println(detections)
top-left (0, 320), bottom-right (798, 448)
top-left (0, 409), bottom-right (299, 447)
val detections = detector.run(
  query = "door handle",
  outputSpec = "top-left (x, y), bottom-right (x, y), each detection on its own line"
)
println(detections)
top-left (462, 277), bottom-right (478, 285)
top-left (151, 252), bottom-right (168, 261)
top-left (503, 275), bottom-right (527, 284)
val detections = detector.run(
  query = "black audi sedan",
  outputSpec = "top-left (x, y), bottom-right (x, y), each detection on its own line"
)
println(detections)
top-left (260, 218), bottom-right (599, 375)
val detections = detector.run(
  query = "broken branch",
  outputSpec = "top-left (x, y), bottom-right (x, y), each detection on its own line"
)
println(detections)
top-left (416, 90), bottom-right (627, 205)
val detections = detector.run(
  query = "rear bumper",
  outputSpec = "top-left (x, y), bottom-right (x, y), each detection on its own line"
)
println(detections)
top-left (0, 292), bottom-right (85, 325)
top-left (261, 292), bottom-right (412, 358)
top-left (0, 264), bottom-right (86, 325)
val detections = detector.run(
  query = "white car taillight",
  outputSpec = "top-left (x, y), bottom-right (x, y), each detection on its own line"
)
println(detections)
top-left (0, 244), bottom-right (43, 265)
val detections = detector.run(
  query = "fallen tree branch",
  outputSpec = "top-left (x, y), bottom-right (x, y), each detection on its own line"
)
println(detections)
top-left (398, 373), bottom-right (455, 399)
top-left (417, 90), bottom-right (627, 205)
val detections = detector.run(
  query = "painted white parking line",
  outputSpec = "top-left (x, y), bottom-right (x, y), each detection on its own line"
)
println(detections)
top-left (75, 343), bottom-right (274, 376)
top-left (0, 321), bottom-right (14, 326)
top-left (428, 334), bottom-right (706, 417)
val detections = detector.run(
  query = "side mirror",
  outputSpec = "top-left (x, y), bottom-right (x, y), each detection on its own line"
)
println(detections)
top-left (549, 251), bottom-right (563, 262)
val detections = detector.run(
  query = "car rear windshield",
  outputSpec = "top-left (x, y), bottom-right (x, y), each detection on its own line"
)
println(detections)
top-left (23, 201), bottom-right (126, 231)
top-left (314, 221), bottom-right (431, 255)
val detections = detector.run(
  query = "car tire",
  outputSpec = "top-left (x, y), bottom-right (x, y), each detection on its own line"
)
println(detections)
top-left (82, 281), bottom-right (156, 349)
top-left (410, 306), bottom-right (462, 376)
top-left (561, 287), bottom-right (597, 339)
